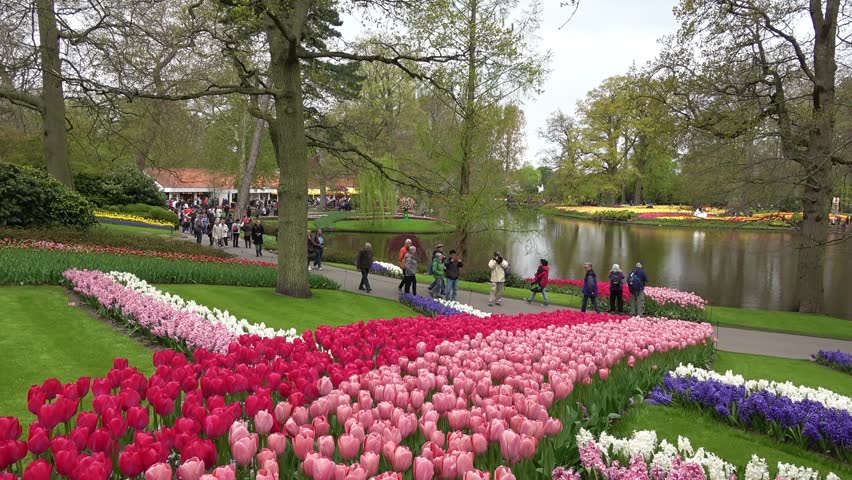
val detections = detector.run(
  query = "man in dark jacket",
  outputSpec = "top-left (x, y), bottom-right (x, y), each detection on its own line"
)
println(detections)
top-left (581, 262), bottom-right (600, 313)
top-left (443, 250), bottom-right (463, 301)
top-left (251, 221), bottom-right (265, 257)
top-left (357, 242), bottom-right (374, 293)
top-left (629, 262), bottom-right (650, 316)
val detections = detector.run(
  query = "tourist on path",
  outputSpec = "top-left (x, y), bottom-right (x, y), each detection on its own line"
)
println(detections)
top-left (231, 221), bottom-right (241, 247)
top-left (403, 246), bottom-right (418, 295)
top-left (242, 217), bottom-right (252, 248)
top-left (193, 217), bottom-right (204, 244)
top-left (397, 239), bottom-right (412, 292)
top-left (251, 221), bottom-right (265, 257)
top-left (206, 217), bottom-right (214, 246)
top-left (307, 230), bottom-right (320, 271)
top-left (213, 219), bottom-right (226, 247)
top-left (224, 216), bottom-right (234, 246)
top-left (608, 264), bottom-right (625, 313)
top-left (581, 262), bottom-right (600, 313)
top-left (429, 252), bottom-right (446, 298)
top-left (629, 262), bottom-right (650, 316)
top-left (487, 252), bottom-right (509, 307)
top-left (443, 250), bottom-right (463, 301)
top-left (312, 229), bottom-right (325, 271)
top-left (526, 259), bottom-right (550, 306)
top-left (357, 242), bottom-right (374, 293)
top-left (427, 244), bottom-right (444, 294)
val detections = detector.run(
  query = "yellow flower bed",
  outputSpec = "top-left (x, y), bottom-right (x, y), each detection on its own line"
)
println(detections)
top-left (555, 204), bottom-right (726, 215)
top-left (95, 210), bottom-right (174, 228)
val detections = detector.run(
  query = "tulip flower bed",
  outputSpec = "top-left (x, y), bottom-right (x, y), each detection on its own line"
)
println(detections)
top-left (525, 279), bottom-right (706, 321)
top-left (0, 305), bottom-right (713, 479)
top-left (95, 210), bottom-right (177, 229)
top-left (370, 262), bottom-right (403, 279)
top-left (0, 245), bottom-right (339, 290)
top-left (813, 350), bottom-right (852, 375)
top-left (647, 365), bottom-right (852, 461)
top-left (551, 428), bottom-right (842, 480)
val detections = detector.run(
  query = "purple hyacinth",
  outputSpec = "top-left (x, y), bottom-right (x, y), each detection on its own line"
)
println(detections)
top-left (813, 350), bottom-right (852, 374)
top-left (653, 373), bottom-right (852, 460)
top-left (398, 293), bottom-right (464, 317)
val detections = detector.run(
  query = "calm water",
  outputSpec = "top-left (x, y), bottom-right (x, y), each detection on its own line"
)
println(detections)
top-left (325, 212), bottom-right (852, 319)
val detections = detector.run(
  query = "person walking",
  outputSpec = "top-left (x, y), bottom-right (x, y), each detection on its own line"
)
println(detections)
top-left (224, 216), bottom-right (234, 246)
top-left (397, 239), bottom-right (412, 292)
top-left (526, 259), bottom-right (550, 306)
top-left (214, 219), bottom-right (225, 247)
top-left (206, 217), bottom-right (214, 246)
top-left (628, 262), bottom-right (650, 316)
top-left (231, 221), bottom-right (241, 247)
top-left (427, 244), bottom-right (445, 294)
top-left (312, 229), bottom-right (325, 270)
top-left (487, 252), bottom-right (509, 307)
top-left (193, 216), bottom-right (204, 244)
top-left (357, 242), bottom-right (374, 293)
top-left (251, 221), bottom-right (265, 257)
top-left (429, 252), bottom-right (446, 298)
top-left (608, 264), bottom-right (625, 313)
top-left (581, 262), bottom-right (600, 313)
top-left (403, 246), bottom-right (418, 295)
top-left (307, 230), bottom-right (319, 270)
top-left (443, 250), bottom-right (463, 301)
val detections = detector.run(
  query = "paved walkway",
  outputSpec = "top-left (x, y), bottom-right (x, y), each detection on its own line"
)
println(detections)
top-left (188, 236), bottom-right (852, 360)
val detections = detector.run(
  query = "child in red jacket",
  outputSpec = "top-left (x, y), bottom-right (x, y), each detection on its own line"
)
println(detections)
top-left (526, 259), bottom-right (550, 306)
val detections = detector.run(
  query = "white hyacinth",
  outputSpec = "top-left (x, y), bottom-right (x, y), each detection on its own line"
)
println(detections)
top-left (576, 429), bottom-right (839, 480)
top-left (372, 261), bottom-right (404, 276)
top-left (670, 363), bottom-right (852, 413)
top-left (107, 271), bottom-right (299, 341)
top-left (434, 298), bottom-right (491, 318)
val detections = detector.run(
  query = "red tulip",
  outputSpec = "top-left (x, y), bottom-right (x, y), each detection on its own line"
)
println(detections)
top-left (22, 458), bottom-right (52, 480)
top-left (119, 448), bottom-right (144, 477)
top-left (127, 406), bottom-right (150, 430)
top-left (26, 425), bottom-right (50, 455)
top-left (0, 417), bottom-right (21, 441)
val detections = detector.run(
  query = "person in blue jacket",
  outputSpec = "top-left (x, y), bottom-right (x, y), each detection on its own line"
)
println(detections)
top-left (629, 262), bottom-right (650, 316)
top-left (581, 262), bottom-right (600, 313)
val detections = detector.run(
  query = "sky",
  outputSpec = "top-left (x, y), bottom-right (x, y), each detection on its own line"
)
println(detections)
top-left (340, 0), bottom-right (680, 166)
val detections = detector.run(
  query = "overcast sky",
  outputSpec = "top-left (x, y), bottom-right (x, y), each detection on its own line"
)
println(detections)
top-left (341, 0), bottom-right (680, 166)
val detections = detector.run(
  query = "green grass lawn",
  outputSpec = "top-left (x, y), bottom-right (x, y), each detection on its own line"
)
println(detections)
top-left (99, 222), bottom-right (177, 237)
top-left (0, 286), bottom-right (154, 421)
top-left (333, 218), bottom-right (454, 234)
top-left (612, 404), bottom-right (850, 478)
top-left (709, 305), bottom-right (852, 340)
top-left (157, 285), bottom-right (418, 332)
top-left (713, 351), bottom-right (852, 396)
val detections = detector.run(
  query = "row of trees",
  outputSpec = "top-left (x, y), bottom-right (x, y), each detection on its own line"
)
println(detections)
top-left (538, 0), bottom-right (851, 313)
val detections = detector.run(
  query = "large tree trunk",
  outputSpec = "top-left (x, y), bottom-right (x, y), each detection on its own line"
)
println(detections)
top-left (269, 27), bottom-right (310, 298)
top-left (456, 0), bottom-right (478, 260)
top-left (796, 0), bottom-right (838, 314)
top-left (236, 95), bottom-right (271, 220)
top-left (36, 0), bottom-right (73, 188)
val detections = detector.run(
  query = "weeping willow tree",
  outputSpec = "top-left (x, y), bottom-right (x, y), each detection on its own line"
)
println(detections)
top-left (357, 155), bottom-right (399, 219)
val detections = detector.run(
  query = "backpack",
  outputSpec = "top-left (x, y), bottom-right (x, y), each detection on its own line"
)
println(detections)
top-left (611, 273), bottom-right (622, 288)
top-left (232, 224), bottom-right (240, 233)
top-left (628, 271), bottom-right (642, 292)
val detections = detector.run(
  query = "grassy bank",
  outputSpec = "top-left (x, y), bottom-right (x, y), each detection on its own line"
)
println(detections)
top-left (714, 351), bottom-right (852, 396)
top-left (0, 286), bottom-right (154, 421)
top-left (333, 218), bottom-right (454, 233)
top-left (709, 305), bottom-right (852, 340)
top-left (157, 285), bottom-right (418, 331)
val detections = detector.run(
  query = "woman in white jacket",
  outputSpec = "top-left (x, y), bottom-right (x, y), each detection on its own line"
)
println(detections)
top-left (487, 252), bottom-right (509, 306)
top-left (213, 219), bottom-right (227, 247)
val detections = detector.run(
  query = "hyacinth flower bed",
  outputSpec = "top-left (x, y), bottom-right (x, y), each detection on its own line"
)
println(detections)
top-left (551, 428), bottom-right (842, 480)
top-left (64, 269), bottom-right (300, 353)
top-left (813, 350), bottom-right (852, 375)
top-left (647, 365), bottom-right (851, 461)
top-left (526, 278), bottom-right (707, 321)
top-left (370, 262), bottom-right (403, 280)
top-left (0, 242), bottom-right (339, 290)
top-left (398, 293), bottom-right (490, 318)
top-left (0, 306), bottom-right (713, 479)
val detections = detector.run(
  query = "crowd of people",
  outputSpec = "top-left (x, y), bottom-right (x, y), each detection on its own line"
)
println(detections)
top-left (392, 238), bottom-right (651, 314)
top-left (174, 201), bottom-right (267, 257)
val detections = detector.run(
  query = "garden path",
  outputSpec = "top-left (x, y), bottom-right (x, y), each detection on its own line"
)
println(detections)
top-left (192, 239), bottom-right (852, 360)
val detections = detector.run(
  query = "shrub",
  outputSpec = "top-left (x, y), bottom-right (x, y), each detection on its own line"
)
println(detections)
top-left (589, 210), bottom-right (635, 221)
top-left (459, 270), bottom-right (526, 288)
top-left (0, 247), bottom-right (339, 290)
top-left (0, 162), bottom-right (96, 229)
top-left (75, 166), bottom-right (164, 207)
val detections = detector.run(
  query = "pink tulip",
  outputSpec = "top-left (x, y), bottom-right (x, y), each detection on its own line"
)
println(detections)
top-left (456, 451), bottom-right (475, 477)
top-left (256, 448), bottom-right (276, 467)
top-left (599, 368), bottom-right (610, 381)
top-left (471, 433), bottom-right (488, 455)
top-left (229, 421), bottom-right (250, 446)
top-left (338, 434), bottom-right (360, 460)
top-left (391, 446), bottom-right (413, 472)
top-left (255, 469), bottom-right (276, 480)
top-left (311, 457), bottom-right (336, 480)
top-left (232, 434), bottom-right (259, 466)
top-left (519, 435), bottom-right (537, 460)
top-left (268, 433), bottom-right (288, 456)
top-left (464, 470), bottom-right (491, 480)
top-left (494, 466), bottom-right (516, 480)
top-left (212, 465), bottom-right (236, 480)
top-left (177, 457), bottom-right (205, 480)
top-left (293, 432), bottom-right (314, 460)
top-left (360, 452), bottom-right (380, 477)
top-left (274, 402), bottom-right (292, 424)
top-left (317, 435), bottom-right (335, 458)
top-left (499, 430), bottom-right (520, 464)
top-left (145, 463), bottom-right (172, 480)
top-left (413, 456), bottom-right (434, 480)
top-left (254, 410), bottom-right (274, 435)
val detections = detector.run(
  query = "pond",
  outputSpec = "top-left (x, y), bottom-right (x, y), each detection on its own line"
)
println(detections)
top-left (325, 212), bottom-right (852, 320)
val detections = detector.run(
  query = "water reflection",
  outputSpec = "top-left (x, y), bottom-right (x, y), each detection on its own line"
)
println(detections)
top-left (325, 213), bottom-right (852, 319)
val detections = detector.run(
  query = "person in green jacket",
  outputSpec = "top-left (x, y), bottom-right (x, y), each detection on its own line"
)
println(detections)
top-left (428, 252), bottom-right (446, 299)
